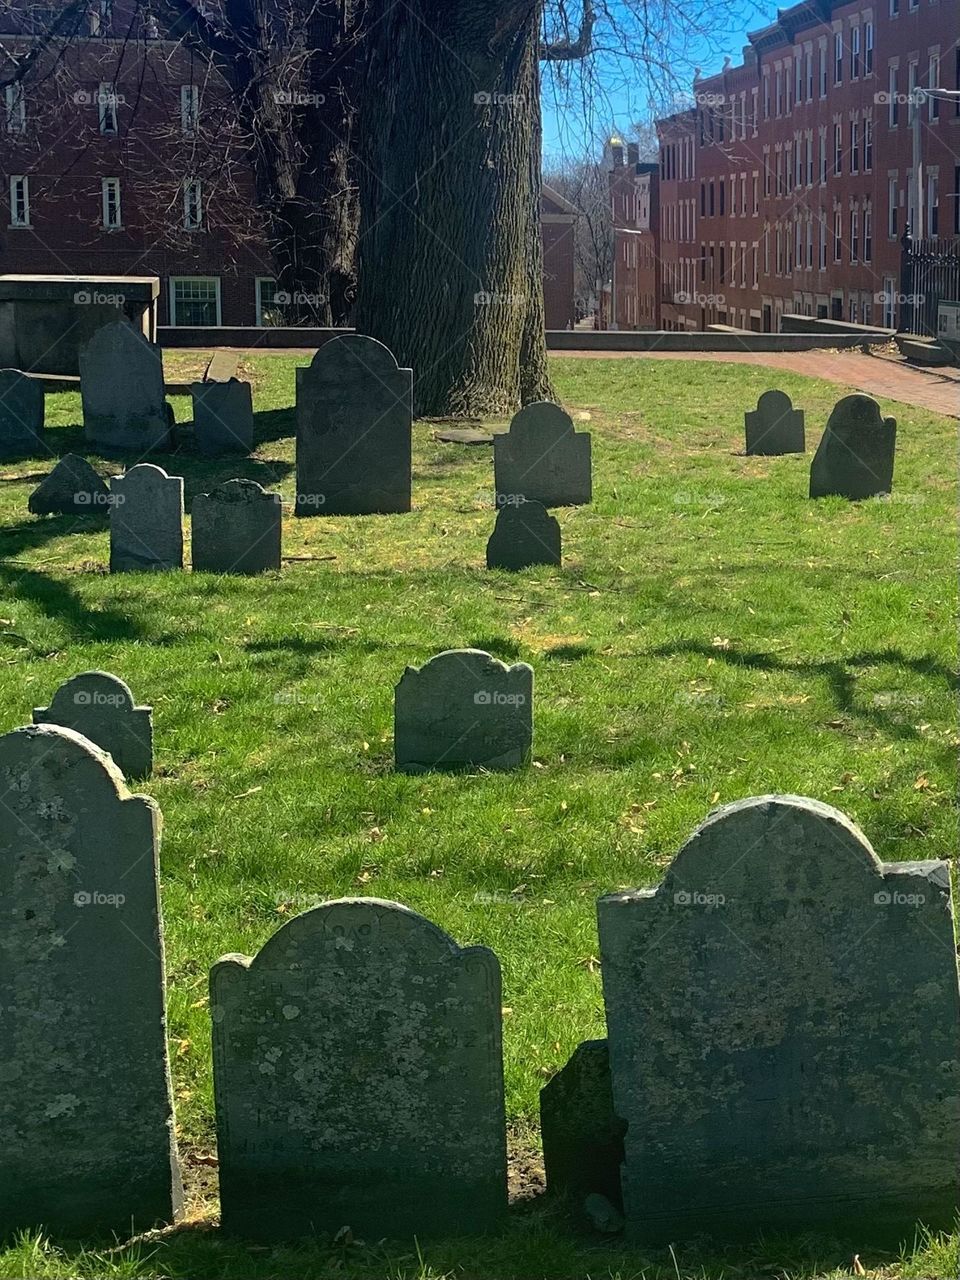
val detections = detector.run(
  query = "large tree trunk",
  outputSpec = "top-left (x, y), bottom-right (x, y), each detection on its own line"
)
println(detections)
top-left (353, 0), bottom-right (553, 417)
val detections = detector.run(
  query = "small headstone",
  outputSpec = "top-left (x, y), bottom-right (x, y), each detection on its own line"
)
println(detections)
top-left (486, 500), bottom-right (561, 571)
top-left (434, 428), bottom-right (493, 446)
top-left (744, 389), bottom-right (805, 455)
top-left (211, 898), bottom-right (507, 1241)
top-left (109, 463), bottom-right (184, 573)
top-left (0, 369), bottom-right (45, 457)
top-left (80, 320), bottom-right (173, 452)
top-left (394, 649), bottom-right (533, 773)
top-left (27, 453), bottom-right (110, 516)
top-left (494, 401), bottom-right (591, 508)
top-left (540, 1040), bottom-right (624, 1207)
top-left (809, 394), bottom-right (896, 499)
top-left (33, 670), bottom-right (152, 777)
top-left (204, 350), bottom-right (240, 382)
top-left (295, 333), bottom-right (412, 515)
top-left (191, 478), bottom-right (281, 575)
top-left (0, 724), bottom-right (182, 1236)
top-left (191, 378), bottom-right (254, 455)
top-left (598, 795), bottom-right (960, 1245)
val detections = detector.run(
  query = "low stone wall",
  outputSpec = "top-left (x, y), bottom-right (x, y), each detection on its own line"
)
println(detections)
top-left (780, 314), bottom-right (895, 339)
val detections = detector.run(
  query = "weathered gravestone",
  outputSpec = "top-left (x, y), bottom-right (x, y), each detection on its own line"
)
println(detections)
top-left (27, 453), bottom-right (110, 516)
top-left (744, 389), bottom-right (805, 456)
top-left (211, 898), bottom-right (507, 1241)
top-left (0, 724), bottom-right (182, 1236)
top-left (394, 649), bottom-right (533, 773)
top-left (494, 401), bottom-right (591, 508)
top-left (191, 478), bottom-right (281, 575)
top-left (809, 394), bottom-right (896, 499)
top-left (295, 334), bottom-right (412, 515)
top-left (540, 1040), bottom-right (624, 1208)
top-left (597, 794), bottom-right (960, 1245)
top-left (33, 670), bottom-right (152, 778)
top-left (0, 369), bottom-right (45, 457)
top-left (486, 500), bottom-right (561, 571)
top-left (109, 463), bottom-right (183, 573)
top-left (80, 321), bottom-right (173, 452)
top-left (190, 378), bottom-right (254, 455)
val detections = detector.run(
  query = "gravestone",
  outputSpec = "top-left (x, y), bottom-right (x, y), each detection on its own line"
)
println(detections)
top-left (598, 794), bottom-right (960, 1246)
top-left (493, 401), bottom-right (591, 508)
top-left (191, 379), bottom-right (254, 455)
top-left (540, 1040), bottom-right (624, 1207)
top-left (295, 333), bottom-right (412, 515)
top-left (394, 649), bottom-right (533, 773)
top-left (0, 724), bottom-right (182, 1236)
top-left (809, 394), bottom-right (896, 499)
top-left (211, 897), bottom-right (507, 1241)
top-left (80, 320), bottom-right (173, 452)
top-left (191, 478), bottom-right (281, 575)
top-left (434, 428), bottom-right (493, 446)
top-left (27, 453), bottom-right (110, 516)
top-left (486, 500), bottom-right (561, 571)
top-left (744, 389), bottom-right (805, 455)
top-left (33, 670), bottom-right (152, 777)
top-left (0, 368), bottom-right (45, 457)
top-left (109, 463), bottom-right (183, 573)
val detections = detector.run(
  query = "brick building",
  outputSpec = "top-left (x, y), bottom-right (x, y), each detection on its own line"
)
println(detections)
top-left (0, 3), bottom-right (577, 329)
top-left (611, 0), bottom-right (959, 331)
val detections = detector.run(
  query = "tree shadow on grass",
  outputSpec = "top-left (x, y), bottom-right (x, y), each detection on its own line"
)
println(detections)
top-left (648, 639), bottom-right (958, 743)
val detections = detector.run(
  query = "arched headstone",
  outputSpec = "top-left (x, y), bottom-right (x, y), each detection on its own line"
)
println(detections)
top-left (190, 378), bottom-right (254, 455)
top-left (0, 725), bottom-right (181, 1236)
top-left (33, 670), bottom-right (152, 778)
top-left (109, 463), bottom-right (184, 572)
top-left (211, 898), bottom-right (506, 1240)
top-left (598, 795), bottom-right (960, 1244)
top-left (80, 320), bottom-right (172, 452)
top-left (493, 401), bottom-right (591, 508)
top-left (744, 388), bottom-right (805, 455)
top-left (191, 478), bottom-right (281, 575)
top-left (295, 334), bottom-right (412, 515)
top-left (0, 369), bottom-right (45, 457)
top-left (809, 394), bottom-right (896, 499)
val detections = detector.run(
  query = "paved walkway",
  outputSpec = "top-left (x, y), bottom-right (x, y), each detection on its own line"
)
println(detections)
top-left (553, 348), bottom-right (960, 418)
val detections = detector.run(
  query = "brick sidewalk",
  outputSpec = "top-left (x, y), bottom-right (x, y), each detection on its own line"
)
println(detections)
top-left (554, 348), bottom-right (960, 418)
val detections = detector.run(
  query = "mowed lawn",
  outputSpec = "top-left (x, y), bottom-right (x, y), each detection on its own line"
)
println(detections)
top-left (0, 353), bottom-right (956, 1280)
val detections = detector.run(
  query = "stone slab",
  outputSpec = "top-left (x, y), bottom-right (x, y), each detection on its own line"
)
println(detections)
top-left (0, 369), bottom-right (45, 457)
top-left (493, 401), bottom-right (591, 508)
top-left (33, 670), bottom-right (152, 778)
top-left (809, 394), bottom-right (896, 499)
top-left (191, 478), bottom-right (281, 575)
top-left (744, 389), bottom-right (805, 455)
top-left (191, 379), bottom-right (254, 455)
top-left (81, 321), bottom-right (172, 452)
top-left (27, 454), bottom-right (110, 516)
top-left (109, 463), bottom-right (183, 573)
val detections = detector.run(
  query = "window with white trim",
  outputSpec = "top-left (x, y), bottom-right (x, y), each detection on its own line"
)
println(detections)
top-left (101, 176), bottom-right (121, 228)
top-left (5, 83), bottom-right (25, 134)
top-left (183, 178), bottom-right (203, 230)
top-left (180, 84), bottom-right (199, 135)
top-left (98, 82), bottom-right (118, 134)
top-left (170, 276), bottom-right (220, 325)
top-left (9, 174), bottom-right (29, 226)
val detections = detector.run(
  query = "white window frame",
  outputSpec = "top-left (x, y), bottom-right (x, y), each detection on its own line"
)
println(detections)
top-left (183, 177), bottom-right (203, 230)
top-left (9, 174), bottom-right (29, 227)
top-left (169, 276), bottom-right (221, 326)
top-left (180, 83), bottom-right (199, 136)
top-left (101, 175), bottom-right (121, 229)
top-left (5, 83), bottom-right (25, 134)
top-left (98, 81), bottom-right (118, 135)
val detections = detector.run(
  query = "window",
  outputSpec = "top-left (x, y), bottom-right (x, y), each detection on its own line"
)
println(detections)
top-left (775, 68), bottom-right (783, 116)
top-left (183, 178), bottom-right (203, 230)
top-left (819, 45), bottom-right (828, 97)
top-left (87, 0), bottom-right (111, 34)
top-left (864, 206), bottom-right (872, 261)
top-left (763, 74), bottom-right (770, 119)
top-left (907, 62), bottom-right (918, 123)
top-left (170, 277), bottom-right (221, 325)
top-left (807, 216), bottom-right (813, 268)
top-left (889, 66), bottom-right (899, 125)
top-left (101, 176), bottom-right (121, 228)
top-left (882, 276), bottom-right (895, 327)
top-left (851, 27), bottom-right (861, 79)
top-left (180, 84), bottom-right (199, 135)
top-left (700, 182), bottom-right (705, 216)
top-left (763, 150), bottom-right (771, 196)
top-left (819, 131), bottom-right (827, 184)
top-left (806, 49), bottom-right (813, 100)
top-left (928, 54), bottom-right (940, 119)
top-left (851, 119), bottom-right (860, 173)
top-left (888, 177), bottom-right (899, 236)
top-left (864, 117), bottom-right (873, 171)
top-left (890, 0), bottom-right (899, 16)
top-left (4, 83), bottom-right (25, 134)
top-left (786, 143), bottom-right (793, 193)
top-left (752, 245), bottom-right (758, 287)
top-left (9, 175), bottom-right (29, 227)
top-left (927, 172), bottom-right (939, 236)
top-left (709, 181), bottom-right (715, 216)
top-left (719, 179), bottom-right (725, 216)
top-left (865, 23), bottom-right (874, 74)
top-left (795, 55), bottom-right (803, 103)
top-left (819, 212), bottom-right (827, 268)
top-left (834, 32), bottom-right (843, 85)
top-left (806, 134), bottom-right (813, 185)
top-left (776, 150), bottom-right (783, 196)
top-left (795, 220), bottom-right (802, 270)
top-left (850, 207), bottom-right (859, 261)
top-left (753, 173), bottom-right (759, 213)
top-left (834, 208), bottom-right (842, 260)
top-left (776, 226), bottom-right (782, 274)
top-left (834, 122), bottom-right (842, 176)
top-left (98, 82), bottom-right (118, 134)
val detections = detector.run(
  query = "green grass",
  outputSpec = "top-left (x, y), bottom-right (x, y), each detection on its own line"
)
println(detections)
top-left (0, 353), bottom-right (956, 1279)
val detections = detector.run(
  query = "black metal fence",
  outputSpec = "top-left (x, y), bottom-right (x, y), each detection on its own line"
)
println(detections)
top-left (899, 227), bottom-right (960, 337)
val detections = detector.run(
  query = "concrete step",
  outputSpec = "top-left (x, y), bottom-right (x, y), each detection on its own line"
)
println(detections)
top-left (895, 335), bottom-right (956, 367)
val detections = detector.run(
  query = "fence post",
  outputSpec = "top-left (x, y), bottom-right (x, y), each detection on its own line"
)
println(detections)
top-left (898, 222), bottom-right (914, 334)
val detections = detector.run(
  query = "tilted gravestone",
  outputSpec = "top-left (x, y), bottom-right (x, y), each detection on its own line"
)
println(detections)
top-left (80, 321), bottom-right (173, 452)
top-left (0, 368), bottom-right (45, 457)
top-left (109, 463), bottom-right (184, 573)
top-left (394, 649), bottom-right (533, 773)
top-left (190, 378), bottom-right (254, 455)
top-left (486, 499), bottom-right (561, 571)
top-left (809, 394), bottom-right (896, 499)
top-left (296, 334), bottom-right (412, 515)
top-left (0, 724), bottom-right (182, 1236)
top-left (27, 454), bottom-right (110, 516)
top-left (494, 401), bottom-right (591, 508)
top-left (211, 898), bottom-right (507, 1241)
top-left (33, 670), bottom-right (152, 778)
top-left (597, 795), bottom-right (960, 1245)
top-left (191, 478), bottom-right (281, 575)
top-left (744, 389), bottom-right (805, 456)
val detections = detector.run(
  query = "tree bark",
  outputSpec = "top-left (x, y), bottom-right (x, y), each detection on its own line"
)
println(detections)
top-left (353, 0), bottom-right (553, 417)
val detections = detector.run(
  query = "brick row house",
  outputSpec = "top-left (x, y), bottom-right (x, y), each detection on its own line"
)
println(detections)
top-left (0, 1), bottom-right (577, 329)
top-left (611, 0), bottom-right (959, 330)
